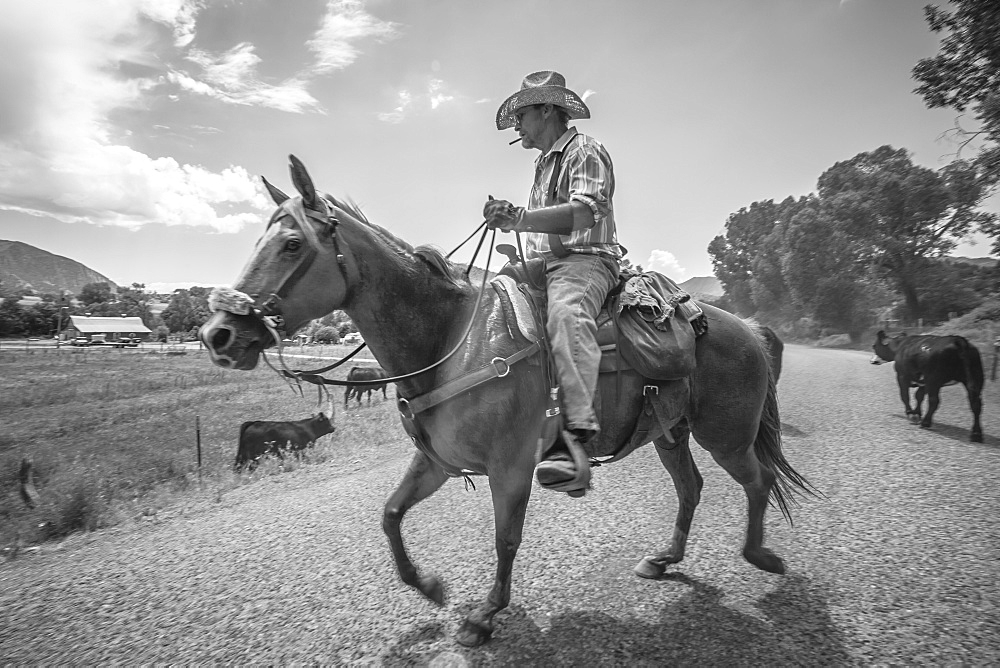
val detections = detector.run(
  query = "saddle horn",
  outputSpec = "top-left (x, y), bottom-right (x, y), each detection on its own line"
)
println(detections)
top-left (496, 243), bottom-right (521, 265)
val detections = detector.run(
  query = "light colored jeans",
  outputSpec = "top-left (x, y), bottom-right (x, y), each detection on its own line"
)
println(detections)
top-left (544, 253), bottom-right (619, 435)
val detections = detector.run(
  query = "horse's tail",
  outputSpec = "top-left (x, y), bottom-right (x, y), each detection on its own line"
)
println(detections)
top-left (753, 366), bottom-right (821, 524)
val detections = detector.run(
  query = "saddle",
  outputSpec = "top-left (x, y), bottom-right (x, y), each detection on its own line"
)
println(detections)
top-left (493, 255), bottom-right (708, 479)
top-left (494, 256), bottom-right (706, 380)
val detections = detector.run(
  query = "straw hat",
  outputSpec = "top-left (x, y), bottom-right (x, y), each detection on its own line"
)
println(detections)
top-left (495, 70), bottom-right (590, 130)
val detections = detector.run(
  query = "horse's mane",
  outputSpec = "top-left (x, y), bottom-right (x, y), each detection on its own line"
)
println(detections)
top-left (323, 193), bottom-right (470, 291)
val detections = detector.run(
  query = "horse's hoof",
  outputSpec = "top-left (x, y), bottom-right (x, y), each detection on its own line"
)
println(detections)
top-left (634, 555), bottom-right (670, 579)
top-left (920, 422), bottom-right (932, 430)
top-left (418, 575), bottom-right (446, 606)
top-left (971, 433), bottom-right (983, 443)
top-left (456, 619), bottom-right (492, 647)
top-left (744, 547), bottom-right (786, 574)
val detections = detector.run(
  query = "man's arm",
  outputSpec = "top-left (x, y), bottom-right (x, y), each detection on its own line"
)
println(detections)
top-left (484, 198), bottom-right (594, 234)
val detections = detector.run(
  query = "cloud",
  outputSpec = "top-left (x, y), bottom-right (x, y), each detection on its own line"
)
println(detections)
top-left (169, 0), bottom-right (398, 114)
top-left (0, 0), bottom-right (269, 232)
top-left (645, 250), bottom-right (687, 279)
top-left (172, 43), bottom-right (323, 114)
top-left (308, 0), bottom-right (401, 74)
top-left (377, 78), bottom-right (457, 123)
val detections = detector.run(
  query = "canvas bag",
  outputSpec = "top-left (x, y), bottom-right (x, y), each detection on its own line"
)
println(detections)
top-left (611, 272), bottom-right (698, 380)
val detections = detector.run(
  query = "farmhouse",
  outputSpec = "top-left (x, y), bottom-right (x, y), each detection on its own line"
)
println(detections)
top-left (65, 315), bottom-right (152, 344)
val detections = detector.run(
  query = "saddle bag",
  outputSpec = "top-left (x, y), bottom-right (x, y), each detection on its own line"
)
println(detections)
top-left (611, 272), bottom-right (698, 380)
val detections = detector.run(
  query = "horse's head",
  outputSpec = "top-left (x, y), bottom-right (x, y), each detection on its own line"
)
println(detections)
top-left (870, 329), bottom-right (904, 364)
top-left (200, 155), bottom-right (351, 370)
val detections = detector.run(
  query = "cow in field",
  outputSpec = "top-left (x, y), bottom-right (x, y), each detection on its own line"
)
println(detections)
top-left (871, 331), bottom-right (984, 442)
top-left (344, 365), bottom-right (389, 407)
top-left (234, 413), bottom-right (335, 470)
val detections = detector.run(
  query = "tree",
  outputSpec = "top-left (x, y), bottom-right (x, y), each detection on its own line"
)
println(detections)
top-left (708, 198), bottom-right (800, 319)
top-left (817, 145), bottom-right (995, 320)
top-left (78, 282), bottom-right (114, 305)
top-left (117, 283), bottom-right (154, 326)
top-left (316, 310), bottom-right (355, 337)
top-left (780, 204), bottom-right (885, 340)
top-left (313, 326), bottom-right (340, 343)
top-left (0, 300), bottom-right (26, 337)
top-left (912, 0), bottom-right (1000, 203)
top-left (160, 287), bottom-right (212, 334)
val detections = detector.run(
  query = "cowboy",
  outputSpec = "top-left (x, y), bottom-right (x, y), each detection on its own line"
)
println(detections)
top-left (484, 70), bottom-right (623, 496)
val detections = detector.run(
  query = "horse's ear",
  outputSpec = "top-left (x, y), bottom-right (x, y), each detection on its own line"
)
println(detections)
top-left (288, 154), bottom-right (318, 208)
top-left (261, 175), bottom-right (289, 206)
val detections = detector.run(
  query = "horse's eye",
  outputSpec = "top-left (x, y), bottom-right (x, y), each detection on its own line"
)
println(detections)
top-left (285, 238), bottom-right (302, 253)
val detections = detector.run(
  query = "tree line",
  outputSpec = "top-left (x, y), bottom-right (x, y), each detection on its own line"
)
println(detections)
top-left (709, 1), bottom-right (1000, 341)
top-left (0, 281), bottom-right (361, 343)
top-left (707, 144), bottom-right (998, 341)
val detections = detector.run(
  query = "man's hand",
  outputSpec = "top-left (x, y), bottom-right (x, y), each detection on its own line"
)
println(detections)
top-left (483, 195), bottom-right (523, 232)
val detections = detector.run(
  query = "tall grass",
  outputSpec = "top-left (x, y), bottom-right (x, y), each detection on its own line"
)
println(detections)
top-left (0, 345), bottom-right (408, 550)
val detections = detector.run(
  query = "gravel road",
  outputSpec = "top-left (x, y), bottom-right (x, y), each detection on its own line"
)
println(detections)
top-left (2, 344), bottom-right (998, 666)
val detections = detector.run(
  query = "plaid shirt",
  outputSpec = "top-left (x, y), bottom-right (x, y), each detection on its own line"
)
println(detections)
top-left (524, 127), bottom-right (622, 260)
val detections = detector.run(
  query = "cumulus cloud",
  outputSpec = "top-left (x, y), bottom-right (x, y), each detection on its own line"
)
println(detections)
top-left (0, 0), bottom-right (269, 232)
top-left (377, 78), bottom-right (457, 123)
top-left (646, 249), bottom-right (687, 279)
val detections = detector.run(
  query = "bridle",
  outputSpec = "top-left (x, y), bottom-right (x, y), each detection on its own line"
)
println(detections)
top-left (248, 196), bottom-right (347, 333)
top-left (210, 194), bottom-right (498, 391)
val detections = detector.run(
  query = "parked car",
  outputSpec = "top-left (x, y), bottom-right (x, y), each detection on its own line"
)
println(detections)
top-left (71, 337), bottom-right (90, 346)
top-left (343, 332), bottom-right (364, 345)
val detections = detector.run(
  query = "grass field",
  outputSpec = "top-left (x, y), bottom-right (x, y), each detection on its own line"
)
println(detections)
top-left (0, 345), bottom-right (409, 551)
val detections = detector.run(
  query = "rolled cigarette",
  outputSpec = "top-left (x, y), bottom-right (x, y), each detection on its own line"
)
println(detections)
top-left (508, 137), bottom-right (522, 145)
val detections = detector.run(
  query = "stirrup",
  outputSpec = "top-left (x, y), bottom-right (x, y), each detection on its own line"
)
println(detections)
top-left (535, 430), bottom-right (592, 496)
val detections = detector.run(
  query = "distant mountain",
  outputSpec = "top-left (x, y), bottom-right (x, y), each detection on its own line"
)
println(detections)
top-left (0, 240), bottom-right (117, 296)
top-left (678, 275), bottom-right (723, 299)
top-left (947, 255), bottom-right (997, 269)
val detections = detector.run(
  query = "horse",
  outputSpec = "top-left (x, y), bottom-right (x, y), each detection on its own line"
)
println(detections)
top-left (199, 156), bottom-right (813, 647)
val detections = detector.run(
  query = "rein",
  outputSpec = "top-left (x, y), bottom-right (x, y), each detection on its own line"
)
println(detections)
top-left (245, 199), bottom-right (500, 389)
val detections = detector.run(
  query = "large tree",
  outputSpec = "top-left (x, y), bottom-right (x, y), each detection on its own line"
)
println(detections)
top-left (708, 197), bottom-right (806, 320)
top-left (780, 204), bottom-right (887, 340)
top-left (78, 282), bottom-right (114, 306)
top-left (817, 145), bottom-right (995, 320)
top-left (912, 0), bottom-right (1000, 206)
top-left (708, 199), bottom-right (784, 316)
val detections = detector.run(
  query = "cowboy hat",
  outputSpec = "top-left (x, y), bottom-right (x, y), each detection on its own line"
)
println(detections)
top-left (495, 70), bottom-right (590, 130)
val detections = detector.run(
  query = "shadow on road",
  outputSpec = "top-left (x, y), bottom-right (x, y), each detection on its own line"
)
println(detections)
top-left (382, 572), bottom-right (851, 666)
top-left (888, 412), bottom-right (996, 446)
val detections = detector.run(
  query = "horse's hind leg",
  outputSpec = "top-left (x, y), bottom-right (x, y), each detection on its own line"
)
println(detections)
top-left (382, 451), bottom-right (450, 605)
top-left (635, 423), bottom-right (703, 579)
top-left (711, 446), bottom-right (785, 574)
top-left (457, 469), bottom-right (532, 647)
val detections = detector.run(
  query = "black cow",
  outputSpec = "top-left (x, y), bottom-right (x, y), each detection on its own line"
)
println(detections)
top-left (344, 365), bottom-right (389, 407)
top-left (871, 330), bottom-right (984, 442)
top-left (757, 325), bottom-right (784, 383)
top-left (234, 413), bottom-right (335, 470)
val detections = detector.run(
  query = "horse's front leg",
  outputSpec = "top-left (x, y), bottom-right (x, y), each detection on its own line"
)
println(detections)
top-left (635, 422), bottom-right (703, 579)
top-left (456, 467), bottom-right (533, 647)
top-left (382, 451), bottom-right (450, 604)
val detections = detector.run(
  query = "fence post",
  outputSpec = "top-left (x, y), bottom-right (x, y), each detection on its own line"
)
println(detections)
top-left (195, 415), bottom-right (203, 484)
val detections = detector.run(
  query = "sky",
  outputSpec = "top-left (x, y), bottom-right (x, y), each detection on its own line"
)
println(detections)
top-left (0, 0), bottom-right (995, 294)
